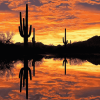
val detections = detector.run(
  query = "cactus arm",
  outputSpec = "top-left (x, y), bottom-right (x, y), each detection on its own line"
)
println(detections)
top-left (67, 40), bottom-right (68, 44)
top-left (19, 26), bottom-right (24, 37)
top-left (19, 68), bottom-right (24, 92)
top-left (28, 67), bottom-right (32, 80)
top-left (63, 37), bottom-right (65, 43)
top-left (28, 25), bottom-right (32, 37)
top-left (33, 28), bottom-right (35, 40)
top-left (19, 12), bottom-right (24, 37)
top-left (65, 28), bottom-right (66, 41)
top-left (19, 71), bottom-right (21, 78)
top-left (32, 37), bottom-right (34, 42)
top-left (20, 12), bottom-right (22, 31)
top-left (19, 26), bottom-right (20, 32)
top-left (65, 59), bottom-right (68, 63)
top-left (23, 18), bottom-right (24, 27)
top-left (63, 60), bottom-right (65, 66)
top-left (23, 74), bottom-right (25, 87)
top-left (19, 68), bottom-right (23, 78)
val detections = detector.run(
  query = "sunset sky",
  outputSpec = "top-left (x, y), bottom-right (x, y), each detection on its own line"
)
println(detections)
top-left (0, 0), bottom-right (100, 45)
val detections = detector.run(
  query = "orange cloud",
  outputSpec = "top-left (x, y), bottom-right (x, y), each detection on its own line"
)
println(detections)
top-left (0, 0), bottom-right (100, 45)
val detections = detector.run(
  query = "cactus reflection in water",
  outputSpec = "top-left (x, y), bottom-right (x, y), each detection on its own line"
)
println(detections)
top-left (62, 57), bottom-right (68, 75)
top-left (32, 59), bottom-right (36, 76)
top-left (19, 57), bottom-right (32, 99)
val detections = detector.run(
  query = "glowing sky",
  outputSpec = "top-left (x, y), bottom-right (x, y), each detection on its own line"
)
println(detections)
top-left (0, 0), bottom-right (100, 45)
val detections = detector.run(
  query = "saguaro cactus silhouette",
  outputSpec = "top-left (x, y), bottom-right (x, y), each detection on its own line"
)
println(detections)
top-left (62, 57), bottom-right (68, 75)
top-left (63, 28), bottom-right (68, 50)
top-left (19, 4), bottom-right (32, 53)
top-left (18, 4), bottom-right (32, 99)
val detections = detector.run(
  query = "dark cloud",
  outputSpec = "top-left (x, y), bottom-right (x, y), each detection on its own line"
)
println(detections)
top-left (0, 1), bottom-right (11, 11)
top-left (77, 2), bottom-right (100, 11)
top-left (66, 15), bottom-right (77, 19)
top-left (48, 1), bottom-right (52, 3)
top-left (56, 3), bottom-right (71, 10)
top-left (85, 22), bottom-right (100, 25)
top-left (55, 0), bottom-right (68, 5)
top-left (91, 0), bottom-right (100, 3)
top-left (28, 0), bottom-right (43, 6)
top-left (50, 15), bottom-right (77, 22)
top-left (56, 3), bottom-right (69, 8)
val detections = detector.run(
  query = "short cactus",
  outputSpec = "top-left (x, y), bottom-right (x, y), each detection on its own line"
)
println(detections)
top-left (63, 28), bottom-right (68, 47)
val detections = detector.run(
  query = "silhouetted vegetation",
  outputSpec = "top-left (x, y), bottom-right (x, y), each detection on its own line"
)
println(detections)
top-left (0, 31), bottom-right (14, 44)
top-left (1, 35), bottom-right (100, 58)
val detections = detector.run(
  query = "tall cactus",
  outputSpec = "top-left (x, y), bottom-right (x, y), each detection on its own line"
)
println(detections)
top-left (63, 28), bottom-right (68, 48)
top-left (19, 4), bottom-right (32, 53)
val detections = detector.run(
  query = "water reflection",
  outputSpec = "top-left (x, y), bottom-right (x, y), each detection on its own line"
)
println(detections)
top-left (62, 56), bottom-right (68, 75)
top-left (32, 59), bottom-right (35, 76)
top-left (1, 57), bottom-right (100, 99)
top-left (69, 58), bottom-right (86, 65)
top-left (0, 59), bottom-right (15, 78)
top-left (19, 56), bottom-right (32, 99)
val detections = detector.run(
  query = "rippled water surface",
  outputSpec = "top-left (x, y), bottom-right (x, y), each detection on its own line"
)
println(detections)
top-left (0, 57), bottom-right (100, 100)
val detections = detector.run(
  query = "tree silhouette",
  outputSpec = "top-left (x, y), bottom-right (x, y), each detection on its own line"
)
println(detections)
top-left (0, 31), bottom-right (14, 44)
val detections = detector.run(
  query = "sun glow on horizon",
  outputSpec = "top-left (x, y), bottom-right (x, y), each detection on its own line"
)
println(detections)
top-left (12, 27), bottom-right (100, 46)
